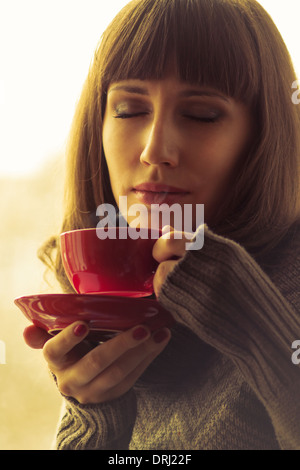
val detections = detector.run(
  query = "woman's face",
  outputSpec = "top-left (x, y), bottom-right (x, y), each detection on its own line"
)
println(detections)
top-left (102, 75), bottom-right (253, 229)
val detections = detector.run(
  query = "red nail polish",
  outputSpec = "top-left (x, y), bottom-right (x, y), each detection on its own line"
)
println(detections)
top-left (132, 326), bottom-right (148, 341)
top-left (74, 324), bottom-right (87, 337)
top-left (153, 329), bottom-right (169, 344)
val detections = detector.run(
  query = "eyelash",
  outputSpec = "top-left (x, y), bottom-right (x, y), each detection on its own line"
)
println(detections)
top-left (184, 115), bottom-right (220, 123)
top-left (113, 112), bottom-right (220, 123)
top-left (113, 112), bottom-right (148, 119)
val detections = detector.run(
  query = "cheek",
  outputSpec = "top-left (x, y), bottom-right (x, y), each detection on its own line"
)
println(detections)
top-left (191, 137), bottom-right (238, 181)
top-left (102, 122), bottom-right (120, 165)
top-left (212, 143), bottom-right (242, 176)
top-left (102, 122), bottom-right (141, 200)
top-left (103, 120), bottom-right (125, 171)
top-left (102, 127), bottom-right (121, 196)
top-left (206, 124), bottom-right (250, 178)
top-left (103, 122), bottom-right (138, 168)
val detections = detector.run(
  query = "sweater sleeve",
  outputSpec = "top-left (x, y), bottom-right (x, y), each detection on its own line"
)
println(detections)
top-left (158, 226), bottom-right (300, 450)
top-left (55, 389), bottom-right (137, 450)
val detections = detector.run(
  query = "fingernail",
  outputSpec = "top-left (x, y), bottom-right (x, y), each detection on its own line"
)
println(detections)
top-left (153, 329), bottom-right (169, 344)
top-left (74, 324), bottom-right (87, 337)
top-left (132, 326), bottom-right (148, 341)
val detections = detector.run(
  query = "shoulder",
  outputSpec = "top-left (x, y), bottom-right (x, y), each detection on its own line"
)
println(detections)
top-left (264, 220), bottom-right (300, 268)
top-left (261, 220), bottom-right (300, 311)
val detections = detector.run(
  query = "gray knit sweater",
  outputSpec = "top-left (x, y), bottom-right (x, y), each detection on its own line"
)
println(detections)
top-left (55, 224), bottom-right (300, 450)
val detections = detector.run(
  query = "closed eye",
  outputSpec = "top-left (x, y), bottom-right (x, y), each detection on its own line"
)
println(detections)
top-left (113, 112), bottom-right (149, 119)
top-left (114, 113), bottom-right (220, 122)
top-left (183, 114), bottom-right (221, 123)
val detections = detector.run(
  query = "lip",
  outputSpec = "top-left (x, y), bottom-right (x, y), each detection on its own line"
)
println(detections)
top-left (133, 183), bottom-right (189, 193)
top-left (132, 183), bottom-right (190, 205)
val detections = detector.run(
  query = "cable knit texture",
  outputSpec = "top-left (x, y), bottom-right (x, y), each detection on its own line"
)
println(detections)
top-left (56, 390), bottom-right (137, 450)
top-left (55, 223), bottom-right (300, 450)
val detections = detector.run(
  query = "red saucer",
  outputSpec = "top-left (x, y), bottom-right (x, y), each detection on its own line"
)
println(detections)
top-left (14, 293), bottom-right (175, 341)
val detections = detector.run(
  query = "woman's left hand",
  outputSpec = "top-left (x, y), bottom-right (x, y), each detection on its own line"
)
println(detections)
top-left (152, 226), bottom-right (192, 297)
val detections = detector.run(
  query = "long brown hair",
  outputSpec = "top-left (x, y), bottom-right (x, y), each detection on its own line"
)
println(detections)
top-left (40, 0), bottom-right (300, 291)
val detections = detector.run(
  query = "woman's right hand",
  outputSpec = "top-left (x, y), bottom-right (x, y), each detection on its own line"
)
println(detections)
top-left (23, 322), bottom-right (171, 404)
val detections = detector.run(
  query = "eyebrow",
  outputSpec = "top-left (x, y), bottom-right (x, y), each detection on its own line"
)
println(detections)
top-left (180, 89), bottom-right (229, 102)
top-left (109, 85), bottom-right (149, 95)
top-left (109, 84), bottom-right (229, 102)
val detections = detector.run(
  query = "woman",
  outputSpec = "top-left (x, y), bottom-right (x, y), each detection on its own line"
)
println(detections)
top-left (24, 0), bottom-right (300, 449)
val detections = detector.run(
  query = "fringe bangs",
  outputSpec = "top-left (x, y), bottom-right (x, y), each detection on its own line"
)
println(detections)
top-left (98, 0), bottom-right (260, 105)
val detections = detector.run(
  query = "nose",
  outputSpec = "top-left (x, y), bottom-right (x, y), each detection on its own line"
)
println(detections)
top-left (139, 116), bottom-right (179, 168)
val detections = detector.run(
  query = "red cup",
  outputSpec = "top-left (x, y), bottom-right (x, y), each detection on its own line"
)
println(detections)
top-left (60, 227), bottom-right (161, 297)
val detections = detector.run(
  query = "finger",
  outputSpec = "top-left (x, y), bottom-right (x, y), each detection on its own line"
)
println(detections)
top-left (110, 328), bottom-right (171, 396)
top-left (43, 321), bottom-right (89, 370)
top-left (71, 328), bottom-right (171, 404)
top-left (61, 324), bottom-right (153, 389)
top-left (161, 225), bottom-right (174, 236)
top-left (161, 225), bottom-right (194, 240)
top-left (23, 325), bottom-right (52, 349)
top-left (153, 231), bottom-right (191, 263)
top-left (86, 327), bottom-right (171, 391)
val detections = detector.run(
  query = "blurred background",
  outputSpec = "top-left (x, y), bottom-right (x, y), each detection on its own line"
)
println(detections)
top-left (0, 0), bottom-right (299, 450)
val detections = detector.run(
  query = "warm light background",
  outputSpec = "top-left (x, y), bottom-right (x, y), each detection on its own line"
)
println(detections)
top-left (0, 0), bottom-right (299, 449)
